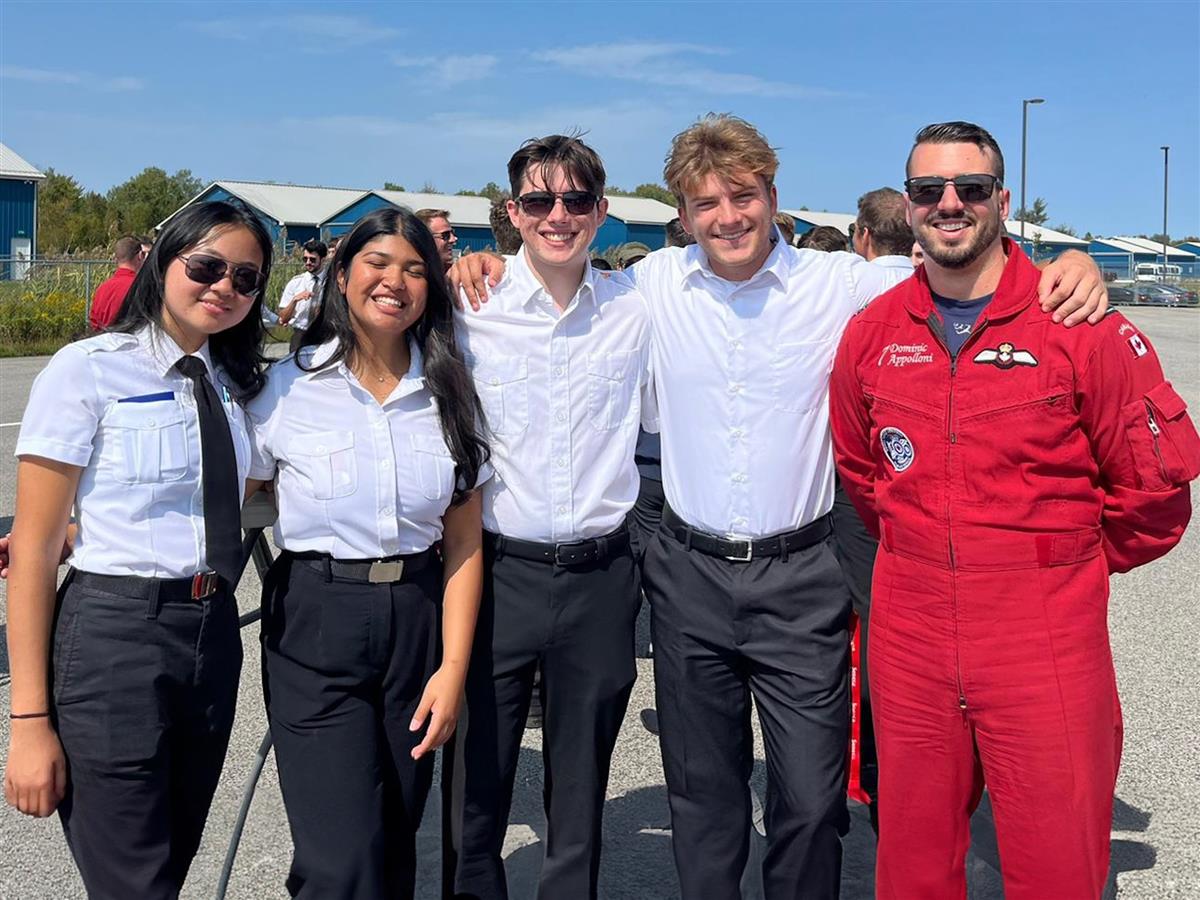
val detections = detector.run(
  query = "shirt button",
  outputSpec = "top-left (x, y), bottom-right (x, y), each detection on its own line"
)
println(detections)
top-left (382, 508), bottom-right (394, 517)
top-left (316, 444), bottom-right (327, 453)
top-left (556, 411), bottom-right (567, 422)
top-left (557, 505), bottom-right (567, 514)
top-left (490, 377), bottom-right (500, 385)
top-left (731, 428), bottom-right (743, 439)
top-left (554, 367), bottom-right (565, 377)
top-left (732, 473), bottom-right (747, 483)
top-left (730, 340), bottom-right (742, 351)
top-left (728, 383), bottom-right (742, 394)
top-left (556, 457), bottom-right (566, 468)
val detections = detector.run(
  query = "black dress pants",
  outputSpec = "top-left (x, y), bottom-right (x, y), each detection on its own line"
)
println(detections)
top-left (444, 535), bottom-right (640, 900)
top-left (52, 571), bottom-right (242, 900)
top-left (830, 479), bottom-right (880, 804)
top-left (643, 525), bottom-right (851, 900)
top-left (629, 474), bottom-right (666, 566)
top-left (262, 553), bottom-right (443, 900)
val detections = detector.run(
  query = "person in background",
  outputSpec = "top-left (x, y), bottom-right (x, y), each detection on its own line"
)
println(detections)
top-left (279, 239), bottom-right (328, 352)
top-left (774, 211), bottom-right (796, 246)
top-left (664, 216), bottom-right (695, 248)
top-left (616, 241), bottom-right (651, 269)
top-left (853, 187), bottom-right (915, 275)
top-left (797, 224), bottom-right (849, 252)
top-left (247, 207), bottom-right (488, 900)
top-left (911, 240), bottom-right (925, 267)
top-left (5, 201), bottom-right (271, 898)
top-left (488, 197), bottom-right (523, 255)
top-left (416, 208), bottom-right (458, 272)
top-left (88, 234), bottom-right (149, 331)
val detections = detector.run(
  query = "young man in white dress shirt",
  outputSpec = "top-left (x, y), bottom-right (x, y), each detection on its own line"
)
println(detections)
top-left (443, 135), bottom-right (654, 900)
top-left (279, 239), bottom-right (327, 350)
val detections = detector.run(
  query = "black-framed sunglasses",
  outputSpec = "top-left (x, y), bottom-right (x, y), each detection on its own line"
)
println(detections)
top-left (905, 174), bottom-right (1001, 205)
top-left (516, 190), bottom-right (599, 217)
top-left (431, 229), bottom-right (456, 243)
top-left (180, 253), bottom-right (267, 297)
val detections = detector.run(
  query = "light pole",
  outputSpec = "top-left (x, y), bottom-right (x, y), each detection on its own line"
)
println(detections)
top-left (1020, 98), bottom-right (1045, 252)
top-left (1160, 145), bottom-right (1169, 282)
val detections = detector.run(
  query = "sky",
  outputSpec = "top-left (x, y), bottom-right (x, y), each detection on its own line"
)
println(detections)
top-left (1, 0), bottom-right (1197, 239)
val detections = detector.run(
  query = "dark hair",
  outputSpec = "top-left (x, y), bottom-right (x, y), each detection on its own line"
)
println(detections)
top-left (664, 217), bottom-right (695, 248)
top-left (906, 121), bottom-right (1005, 183)
top-left (590, 256), bottom-right (613, 271)
top-left (507, 134), bottom-right (605, 199)
top-left (856, 187), bottom-right (914, 257)
top-left (773, 212), bottom-right (796, 247)
top-left (114, 235), bottom-right (143, 264)
top-left (488, 197), bottom-right (522, 254)
top-left (797, 225), bottom-right (848, 253)
top-left (302, 239), bottom-right (328, 258)
top-left (111, 200), bottom-right (272, 400)
top-left (301, 207), bottom-right (489, 502)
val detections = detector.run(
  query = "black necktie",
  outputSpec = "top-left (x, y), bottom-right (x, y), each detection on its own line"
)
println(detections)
top-left (175, 355), bottom-right (243, 583)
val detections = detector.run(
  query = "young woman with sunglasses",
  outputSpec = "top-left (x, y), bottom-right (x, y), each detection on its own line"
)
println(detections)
top-left (4, 201), bottom-right (271, 898)
top-left (243, 207), bottom-right (489, 899)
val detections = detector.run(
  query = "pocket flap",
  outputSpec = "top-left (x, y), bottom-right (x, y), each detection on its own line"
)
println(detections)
top-left (288, 429), bottom-right (354, 456)
top-left (410, 432), bottom-right (450, 456)
top-left (105, 401), bottom-right (186, 429)
top-left (473, 356), bottom-right (527, 386)
top-left (587, 350), bottom-right (637, 381)
top-left (1147, 381), bottom-right (1187, 421)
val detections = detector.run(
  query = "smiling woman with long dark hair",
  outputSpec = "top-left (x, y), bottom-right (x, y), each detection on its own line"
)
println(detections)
top-left (4, 200), bottom-right (272, 898)
top-left (244, 206), bottom-right (489, 899)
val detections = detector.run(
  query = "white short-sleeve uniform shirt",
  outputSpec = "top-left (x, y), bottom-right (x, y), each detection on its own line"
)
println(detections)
top-left (247, 338), bottom-right (484, 558)
top-left (15, 327), bottom-right (253, 578)
top-left (627, 241), bottom-right (907, 539)
top-left (454, 249), bottom-right (655, 543)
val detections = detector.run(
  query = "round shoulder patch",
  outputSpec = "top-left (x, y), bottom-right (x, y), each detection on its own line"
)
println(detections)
top-left (879, 426), bottom-right (915, 472)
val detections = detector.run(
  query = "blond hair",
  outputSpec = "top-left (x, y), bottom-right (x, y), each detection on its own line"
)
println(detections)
top-left (663, 114), bottom-right (779, 204)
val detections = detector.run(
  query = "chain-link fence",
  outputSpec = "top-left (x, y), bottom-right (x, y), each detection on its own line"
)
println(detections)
top-left (0, 256), bottom-right (306, 356)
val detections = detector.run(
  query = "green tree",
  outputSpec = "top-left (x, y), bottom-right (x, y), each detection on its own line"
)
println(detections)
top-left (37, 169), bottom-right (109, 253)
top-left (1013, 197), bottom-right (1048, 226)
top-left (419, 180), bottom-right (438, 193)
top-left (382, 181), bottom-right (405, 191)
top-left (457, 181), bottom-right (507, 201)
top-left (632, 183), bottom-right (676, 205)
top-left (1052, 223), bottom-right (1077, 237)
top-left (105, 167), bottom-right (203, 236)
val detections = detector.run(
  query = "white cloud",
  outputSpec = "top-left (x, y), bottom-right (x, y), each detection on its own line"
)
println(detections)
top-left (187, 14), bottom-right (401, 52)
top-left (533, 42), bottom-right (845, 100)
top-left (0, 65), bottom-right (144, 91)
top-left (392, 53), bottom-right (500, 87)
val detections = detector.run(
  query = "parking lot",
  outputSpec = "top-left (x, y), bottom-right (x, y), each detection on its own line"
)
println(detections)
top-left (0, 307), bottom-right (1197, 898)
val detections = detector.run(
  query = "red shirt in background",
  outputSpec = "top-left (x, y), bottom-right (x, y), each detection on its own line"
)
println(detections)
top-left (89, 267), bottom-right (137, 331)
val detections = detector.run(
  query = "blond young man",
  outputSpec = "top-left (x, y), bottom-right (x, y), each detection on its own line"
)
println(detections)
top-left (453, 114), bottom-right (1108, 899)
top-left (415, 207), bottom-right (458, 271)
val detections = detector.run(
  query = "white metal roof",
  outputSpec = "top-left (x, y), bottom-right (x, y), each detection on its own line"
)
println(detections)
top-left (1004, 221), bottom-right (1088, 246)
top-left (368, 191), bottom-right (495, 228)
top-left (209, 181), bottom-right (365, 225)
top-left (1109, 236), bottom-right (1198, 258)
top-left (1091, 236), bottom-right (1158, 254)
top-left (781, 210), bottom-right (857, 237)
top-left (0, 142), bottom-right (46, 180)
top-left (603, 196), bottom-right (677, 225)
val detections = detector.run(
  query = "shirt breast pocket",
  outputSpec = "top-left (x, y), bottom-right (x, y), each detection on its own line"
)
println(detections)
top-left (411, 433), bottom-right (456, 502)
top-left (103, 401), bottom-right (191, 484)
top-left (772, 339), bottom-right (835, 413)
top-left (587, 349), bottom-right (638, 432)
top-left (472, 356), bottom-right (529, 437)
top-left (287, 430), bottom-right (358, 500)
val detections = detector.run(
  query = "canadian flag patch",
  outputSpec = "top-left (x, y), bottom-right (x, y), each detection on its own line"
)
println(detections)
top-left (1128, 334), bottom-right (1148, 358)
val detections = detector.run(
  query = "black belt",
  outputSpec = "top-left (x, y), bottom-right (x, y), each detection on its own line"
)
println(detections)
top-left (662, 506), bottom-right (831, 562)
top-left (72, 570), bottom-right (225, 601)
top-left (288, 549), bottom-right (435, 584)
top-left (486, 528), bottom-right (630, 567)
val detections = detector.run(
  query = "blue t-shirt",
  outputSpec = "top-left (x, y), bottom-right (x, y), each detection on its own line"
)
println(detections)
top-left (932, 291), bottom-right (993, 358)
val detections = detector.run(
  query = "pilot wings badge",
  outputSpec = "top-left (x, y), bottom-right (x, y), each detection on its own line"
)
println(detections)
top-left (973, 341), bottom-right (1038, 369)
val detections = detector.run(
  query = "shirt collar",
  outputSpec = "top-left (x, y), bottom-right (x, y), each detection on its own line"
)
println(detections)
top-left (510, 246), bottom-right (598, 314)
top-left (139, 326), bottom-right (216, 380)
top-left (302, 336), bottom-right (428, 398)
top-left (680, 229), bottom-right (792, 292)
top-left (871, 255), bottom-right (914, 271)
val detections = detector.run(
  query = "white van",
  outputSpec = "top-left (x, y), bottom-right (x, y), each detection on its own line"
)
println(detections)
top-left (1135, 262), bottom-right (1182, 281)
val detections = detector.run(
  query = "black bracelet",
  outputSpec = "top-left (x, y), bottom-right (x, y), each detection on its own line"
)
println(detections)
top-left (10, 712), bottom-right (50, 720)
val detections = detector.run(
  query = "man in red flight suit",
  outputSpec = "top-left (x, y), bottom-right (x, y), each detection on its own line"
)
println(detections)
top-left (830, 121), bottom-right (1200, 899)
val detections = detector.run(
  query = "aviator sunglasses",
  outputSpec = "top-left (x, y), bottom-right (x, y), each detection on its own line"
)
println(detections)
top-left (179, 253), bottom-right (267, 298)
top-left (904, 174), bottom-right (1001, 205)
top-left (516, 190), bottom-right (600, 216)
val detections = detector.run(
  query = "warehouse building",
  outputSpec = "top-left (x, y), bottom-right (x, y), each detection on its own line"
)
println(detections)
top-left (321, 191), bottom-right (495, 250)
top-left (0, 142), bottom-right (45, 280)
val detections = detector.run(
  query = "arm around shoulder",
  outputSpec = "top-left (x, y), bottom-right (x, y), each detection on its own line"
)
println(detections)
top-left (829, 321), bottom-right (881, 537)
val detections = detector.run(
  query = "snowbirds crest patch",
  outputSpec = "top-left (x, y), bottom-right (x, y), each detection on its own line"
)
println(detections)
top-left (880, 427), bottom-right (915, 473)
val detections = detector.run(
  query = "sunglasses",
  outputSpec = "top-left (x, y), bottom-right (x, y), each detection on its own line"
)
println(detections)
top-left (180, 253), bottom-right (267, 297)
top-left (431, 230), bottom-right (456, 243)
top-left (905, 174), bottom-right (1001, 205)
top-left (516, 191), bottom-right (599, 217)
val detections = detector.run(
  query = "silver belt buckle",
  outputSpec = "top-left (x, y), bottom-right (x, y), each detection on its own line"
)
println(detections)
top-left (367, 560), bottom-right (404, 583)
top-left (724, 534), bottom-right (753, 563)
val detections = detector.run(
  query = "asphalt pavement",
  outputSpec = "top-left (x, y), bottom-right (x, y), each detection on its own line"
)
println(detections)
top-left (0, 308), bottom-right (1197, 899)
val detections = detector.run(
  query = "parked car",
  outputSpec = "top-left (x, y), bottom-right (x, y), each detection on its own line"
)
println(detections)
top-left (1131, 284), bottom-right (1182, 306)
top-left (1107, 285), bottom-right (1135, 305)
top-left (1152, 284), bottom-right (1199, 306)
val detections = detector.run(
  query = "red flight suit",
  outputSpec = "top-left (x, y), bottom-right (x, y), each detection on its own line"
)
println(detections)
top-left (829, 242), bottom-right (1199, 899)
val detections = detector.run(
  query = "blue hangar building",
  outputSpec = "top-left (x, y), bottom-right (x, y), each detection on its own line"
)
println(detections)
top-left (0, 142), bottom-right (46, 279)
